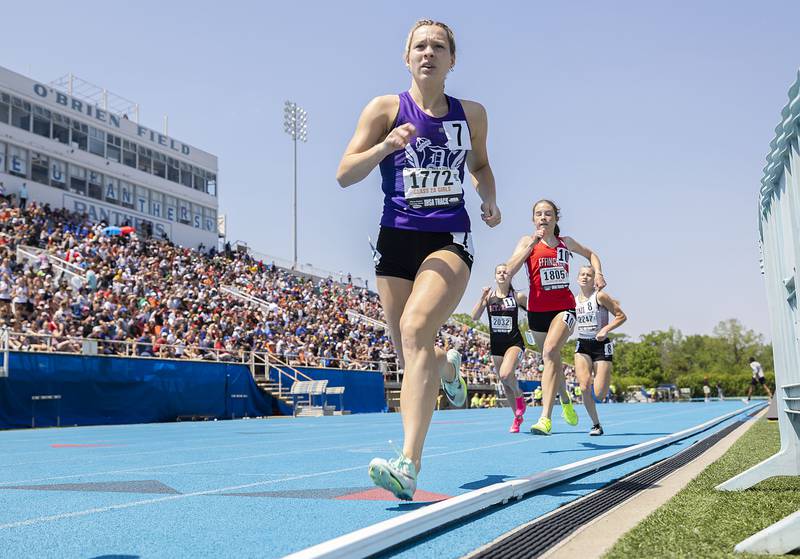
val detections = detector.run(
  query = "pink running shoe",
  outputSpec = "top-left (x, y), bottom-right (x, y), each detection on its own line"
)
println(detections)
top-left (509, 414), bottom-right (524, 433)
top-left (515, 396), bottom-right (527, 416)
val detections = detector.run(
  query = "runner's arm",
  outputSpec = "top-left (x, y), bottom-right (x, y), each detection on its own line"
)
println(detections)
top-left (336, 96), bottom-right (400, 188)
top-left (563, 236), bottom-right (605, 289)
top-left (463, 101), bottom-right (500, 227)
top-left (470, 287), bottom-right (491, 321)
top-left (595, 290), bottom-right (627, 340)
top-left (505, 235), bottom-right (535, 278)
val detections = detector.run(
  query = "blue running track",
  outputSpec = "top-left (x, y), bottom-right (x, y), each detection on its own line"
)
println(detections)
top-left (0, 400), bottom-right (756, 558)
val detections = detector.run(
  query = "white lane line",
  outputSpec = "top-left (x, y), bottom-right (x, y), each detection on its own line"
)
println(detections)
top-left (0, 419), bottom-right (422, 466)
top-left (0, 402), bottom-right (727, 466)
top-left (0, 413), bottom-right (494, 462)
top-left (0, 404), bottom-right (741, 486)
top-left (0, 464), bottom-right (368, 530)
top-left (0, 423), bottom-right (504, 486)
top-left (0, 435), bottom-right (564, 531)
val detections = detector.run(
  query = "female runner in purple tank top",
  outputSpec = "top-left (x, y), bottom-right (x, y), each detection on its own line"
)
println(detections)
top-left (337, 19), bottom-right (500, 500)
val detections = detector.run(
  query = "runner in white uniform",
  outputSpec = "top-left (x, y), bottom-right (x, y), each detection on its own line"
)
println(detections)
top-left (574, 266), bottom-right (627, 436)
top-left (746, 357), bottom-right (772, 401)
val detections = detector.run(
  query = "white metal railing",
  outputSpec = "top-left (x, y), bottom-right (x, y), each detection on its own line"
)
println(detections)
top-left (220, 285), bottom-right (272, 312)
top-left (3, 330), bottom-right (522, 386)
top-left (345, 309), bottom-right (387, 331)
top-left (6, 330), bottom-right (251, 362)
top-left (3, 330), bottom-right (391, 374)
top-left (246, 248), bottom-right (371, 289)
top-left (257, 351), bottom-right (315, 399)
top-left (43, 249), bottom-right (86, 277)
top-left (447, 316), bottom-right (490, 339)
top-left (0, 327), bottom-right (8, 378)
top-left (16, 245), bottom-right (86, 288)
top-left (15, 245), bottom-right (44, 268)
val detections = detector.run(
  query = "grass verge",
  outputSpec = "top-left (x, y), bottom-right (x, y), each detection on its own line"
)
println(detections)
top-left (605, 418), bottom-right (800, 558)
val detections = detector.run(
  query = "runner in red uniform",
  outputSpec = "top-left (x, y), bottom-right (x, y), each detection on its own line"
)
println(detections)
top-left (505, 199), bottom-right (605, 435)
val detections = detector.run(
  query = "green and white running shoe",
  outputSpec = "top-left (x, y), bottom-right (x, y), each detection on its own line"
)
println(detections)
top-left (530, 416), bottom-right (552, 435)
top-left (368, 453), bottom-right (417, 501)
top-left (441, 349), bottom-right (467, 407)
top-left (561, 401), bottom-right (579, 426)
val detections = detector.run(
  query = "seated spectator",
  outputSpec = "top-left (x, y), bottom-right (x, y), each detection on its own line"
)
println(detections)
top-left (136, 329), bottom-right (153, 357)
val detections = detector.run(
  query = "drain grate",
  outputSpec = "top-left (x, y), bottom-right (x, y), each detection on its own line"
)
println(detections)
top-left (467, 416), bottom-right (754, 559)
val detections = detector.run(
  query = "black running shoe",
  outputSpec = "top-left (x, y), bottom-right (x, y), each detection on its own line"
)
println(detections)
top-left (589, 424), bottom-right (604, 436)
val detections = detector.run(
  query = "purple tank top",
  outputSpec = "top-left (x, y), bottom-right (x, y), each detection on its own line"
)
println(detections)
top-left (379, 91), bottom-right (472, 232)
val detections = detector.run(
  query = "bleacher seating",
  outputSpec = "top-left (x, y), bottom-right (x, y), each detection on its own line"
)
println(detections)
top-left (0, 200), bottom-right (558, 385)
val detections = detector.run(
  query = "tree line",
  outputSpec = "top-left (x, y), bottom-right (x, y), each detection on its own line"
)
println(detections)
top-left (453, 314), bottom-right (773, 397)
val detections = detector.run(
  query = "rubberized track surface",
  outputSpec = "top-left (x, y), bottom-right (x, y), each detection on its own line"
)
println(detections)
top-left (0, 401), bottom-right (753, 558)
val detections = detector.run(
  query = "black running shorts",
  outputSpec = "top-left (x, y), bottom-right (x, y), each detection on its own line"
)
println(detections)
top-left (575, 338), bottom-right (614, 362)
top-left (374, 226), bottom-right (474, 281)
top-left (489, 336), bottom-right (525, 358)
top-left (527, 308), bottom-right (577, 334)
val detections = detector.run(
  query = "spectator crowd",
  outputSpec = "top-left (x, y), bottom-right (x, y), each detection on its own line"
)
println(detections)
top-left (0, 200), bottom-right (563, 385)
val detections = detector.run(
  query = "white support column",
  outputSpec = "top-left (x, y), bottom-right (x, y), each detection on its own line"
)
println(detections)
top-left (734, 510), bottom-right (800, 555)
top-left (0, 327), bottom-right (7, 378)
top-left (718, 76), bottom-right (800, 555)
top-left (716, 449), bottom-right (800, 491)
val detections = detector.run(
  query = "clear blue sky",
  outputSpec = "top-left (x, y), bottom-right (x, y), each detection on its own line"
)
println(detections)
top-left (3, 0), bottom-right (798, 340)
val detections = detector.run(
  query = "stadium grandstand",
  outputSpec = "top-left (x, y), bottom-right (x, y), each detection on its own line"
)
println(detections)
top-left (0, 200), bottom-right (551, 388)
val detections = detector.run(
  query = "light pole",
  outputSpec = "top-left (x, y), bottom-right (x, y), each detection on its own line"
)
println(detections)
top-left (283, 101), bottom-right (308, 270)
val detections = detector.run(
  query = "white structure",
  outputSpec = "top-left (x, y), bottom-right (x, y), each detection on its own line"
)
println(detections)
top-left (716, 70), bottom-right (800, 555)
top-left (0, 65), bottom-right (218, 249)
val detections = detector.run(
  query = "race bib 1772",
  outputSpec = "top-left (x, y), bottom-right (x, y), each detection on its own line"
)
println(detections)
top-left (403, 167), bottom-right (463, 209)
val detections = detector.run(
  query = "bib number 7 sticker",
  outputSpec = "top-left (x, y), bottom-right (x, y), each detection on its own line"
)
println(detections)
top-left (443, 120), bottom-right (472, 151)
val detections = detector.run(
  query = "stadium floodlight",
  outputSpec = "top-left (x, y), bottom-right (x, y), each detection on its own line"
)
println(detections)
top-left (283, 100), bottom-right (308, 270)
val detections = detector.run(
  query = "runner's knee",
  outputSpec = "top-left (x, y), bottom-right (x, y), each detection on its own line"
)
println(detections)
top-left (542, 344), bottom-right (561, 363)
top-left (399, 311), bottom-right (434, 351)
top-left (500, 368), bottom-right (516, 383)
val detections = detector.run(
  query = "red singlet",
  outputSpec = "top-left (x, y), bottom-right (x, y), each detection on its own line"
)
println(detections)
top-left (525, 237), bottom-right (576, 312)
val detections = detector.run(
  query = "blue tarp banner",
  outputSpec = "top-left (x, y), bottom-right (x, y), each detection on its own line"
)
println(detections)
top-left (270, 366), bottom-right (386, 414)
top-left (519, 380), bottom-right (542, 393)
top-left (0, 352), bottom-right (272, 429)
